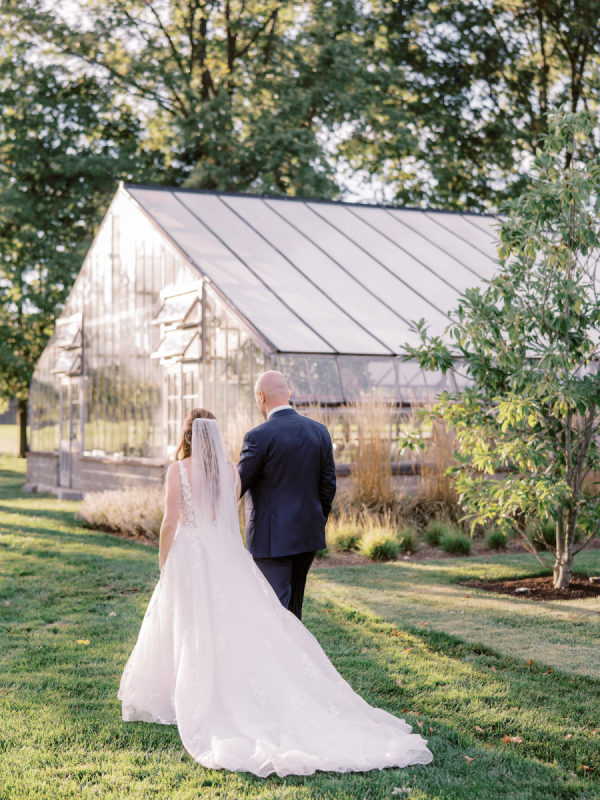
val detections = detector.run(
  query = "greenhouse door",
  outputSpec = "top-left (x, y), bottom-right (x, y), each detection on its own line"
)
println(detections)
top-left (58, 378), bottom-right (82, 488)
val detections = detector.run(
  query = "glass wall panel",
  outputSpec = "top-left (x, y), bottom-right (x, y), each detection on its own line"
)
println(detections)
top-left (30, 192), bottom-right (189, 462)
top-left (199, 286), bottom-right (266, 438)
top-left (166, 368), bottom-right (181, 457)
top-left (338, 356), bottom-right (384, 400)
top-left (29, 345), bottom-right (60, 452)
top-left (278, 355), bottom-right (344, 404)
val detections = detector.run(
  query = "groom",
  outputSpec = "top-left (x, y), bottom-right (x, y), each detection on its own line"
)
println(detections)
top-left (238, 371), bottom-right (336, 620)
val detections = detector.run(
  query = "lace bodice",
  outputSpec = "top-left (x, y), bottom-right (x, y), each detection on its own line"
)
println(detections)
top-left (177, 459), bottom-right (239, 529)
top-left (178, 461), bottom-right (197, 527)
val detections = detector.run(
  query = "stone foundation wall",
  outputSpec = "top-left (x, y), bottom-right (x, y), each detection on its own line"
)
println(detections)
top-left (25, 451), bottom-right (167, 498)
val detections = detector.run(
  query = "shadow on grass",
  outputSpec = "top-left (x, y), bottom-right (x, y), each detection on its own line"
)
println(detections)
top-left (315, 559), bottom-right (600, 600)
top-left (0, 468), bottom-right (27, 497)
top-left (306, 594), bottom-right (600, 730)
top-left (0, 511), bottom-right (157, 557)
top-left (2, 590), bottom-right (597, 799)
top-left (302, 597), bottom-right (599, 795)
top-left (0, 505), bottom-right (84, 531)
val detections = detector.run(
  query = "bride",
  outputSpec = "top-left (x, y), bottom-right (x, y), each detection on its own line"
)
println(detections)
top-left (118, 408), bottom-right (433, 777)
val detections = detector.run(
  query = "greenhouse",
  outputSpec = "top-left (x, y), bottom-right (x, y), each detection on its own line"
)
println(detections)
top-left (26, 183), bottom-right (499, 496)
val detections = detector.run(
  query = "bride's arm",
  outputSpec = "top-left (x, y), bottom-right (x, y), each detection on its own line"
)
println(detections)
top-left (228, 460), bottom-right (242, 501)
top-left (159, 463), bottom-right (181, 570)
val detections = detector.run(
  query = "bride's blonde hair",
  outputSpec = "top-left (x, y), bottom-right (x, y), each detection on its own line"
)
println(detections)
top-left (175, 408), bottom-right (217, 460)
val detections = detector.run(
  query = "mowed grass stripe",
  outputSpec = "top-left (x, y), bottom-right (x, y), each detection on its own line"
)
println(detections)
top-left (310, 554), bottom-right (600, 679)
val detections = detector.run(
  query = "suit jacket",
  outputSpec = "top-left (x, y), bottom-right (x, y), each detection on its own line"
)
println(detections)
top-left (238, 407), bottom-right (336, 558)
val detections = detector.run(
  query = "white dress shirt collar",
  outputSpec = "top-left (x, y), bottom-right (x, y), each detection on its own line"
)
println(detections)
top-left (267, 404), bottom-right (293, 420)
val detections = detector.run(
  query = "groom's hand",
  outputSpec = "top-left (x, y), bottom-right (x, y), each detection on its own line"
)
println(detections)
top-left (237, 431), bottom-right (264, 498)
top-left (319, 436), bottom-right (336, 519)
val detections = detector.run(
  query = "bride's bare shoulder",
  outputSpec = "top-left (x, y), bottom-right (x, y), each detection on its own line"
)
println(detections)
top-left (166, 460), bottom-right (184, 481)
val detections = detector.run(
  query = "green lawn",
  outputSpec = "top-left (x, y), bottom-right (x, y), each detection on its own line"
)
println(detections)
top-left (0, 453), bottom-right (599, 800)
top-left (0, 424), bottom-right (19, 456)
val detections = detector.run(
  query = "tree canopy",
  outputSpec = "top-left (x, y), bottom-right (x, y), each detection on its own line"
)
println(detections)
top-left (341, 0), bottom-right (600, 209)
top-left (5, 0), bottom-right (600, 207)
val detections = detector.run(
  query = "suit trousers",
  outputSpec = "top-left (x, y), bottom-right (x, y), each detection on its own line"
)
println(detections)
top-left (253, 551), bottom-right (315, 620)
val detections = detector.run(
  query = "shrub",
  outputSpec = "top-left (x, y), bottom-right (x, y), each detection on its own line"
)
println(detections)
top-left (316, 547), bottom-right (329, 559)
top-left (76, 486), bottom-right (164, 541)
top-left (397, 526), bottom-right (417, 554)
top-left (359, 527), bottom-right (400, 561)
top-left (486, 528), bottom-right (507, 550)
top-left (326, 510), bottom-right (362, 552)
top-left (440, 530), bottom-right (471, 556)
top-left (424, 519), bottom-right (452, 547)
top-left (330, 530), bottom-right (361, 552)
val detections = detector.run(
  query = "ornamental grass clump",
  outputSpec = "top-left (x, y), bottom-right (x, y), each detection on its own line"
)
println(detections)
top-left (359, 529), bottom-right (399, 561)
top-left (419, 421), bottom-right (460, 517)
top-left (425, 518), bottom-right (453, 547)
top-left (222, 410), bottom-right (259, 461)
top-left (351, 398), bottom-right (395, 511)
top-left (327, 511), bottom-right (362, 552)
top-left (358, 513), bottom-right (401, 561)
top-left (440, 530), bottom-right (472, 556)
top-left (401, 411), bottom-right (463, 526)
top-left (486, 528), bottom-right (508, 550)
top-left (396, 526), bottom-right (417, 554)
top-left (76, 486), bottom-right (164, 541)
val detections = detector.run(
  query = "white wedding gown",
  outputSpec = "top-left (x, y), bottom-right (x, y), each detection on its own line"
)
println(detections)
top-left (118, 421), bottom-right (433, 777)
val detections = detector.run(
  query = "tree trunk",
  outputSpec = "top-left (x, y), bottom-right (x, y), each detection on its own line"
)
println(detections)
top-left (553, 513), bottom-right (575, 589)
top-left (553, 556), bottom-right (572, 589)
top-left (18, 398), bottom-right (28, 458)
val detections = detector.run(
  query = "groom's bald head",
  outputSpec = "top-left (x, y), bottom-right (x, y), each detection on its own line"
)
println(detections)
top-left (255, 371), bottom-right (290, 419)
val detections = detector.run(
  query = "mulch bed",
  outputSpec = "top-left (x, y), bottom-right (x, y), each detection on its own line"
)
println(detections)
top-left (462, 573), bottom-right (600, 601)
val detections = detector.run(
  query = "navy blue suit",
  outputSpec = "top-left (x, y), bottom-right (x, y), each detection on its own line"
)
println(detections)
top-left (238, 407), bottom-right (336, 619)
